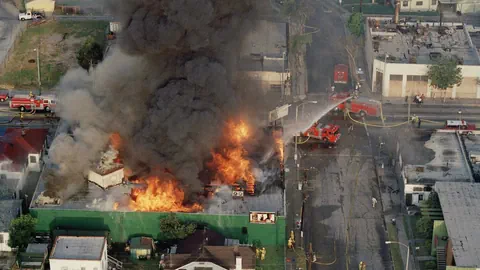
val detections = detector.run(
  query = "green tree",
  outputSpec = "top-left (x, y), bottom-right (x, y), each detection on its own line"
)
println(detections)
top-left (424, 191), bottom-right (441, 209)
top-left (427, 59), bottom-right (463, 90)
top-left (416, 216), bottom-right (433, 239)
top-left (424, 260), bottom-right (436, 269)
top-left (8, 215), bottom-right (37, 251)
top-left (159, 213), bottom-right (196, 240)
top-left (76, 37), bottom-right (104, 71)
top-left (289, 33), bottom-right (312, 53)
top-left (347, 12), bottom-right (364, 37)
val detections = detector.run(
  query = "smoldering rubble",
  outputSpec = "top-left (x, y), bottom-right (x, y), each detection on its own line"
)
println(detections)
top-left (45, 0), bottom-right (266, 199)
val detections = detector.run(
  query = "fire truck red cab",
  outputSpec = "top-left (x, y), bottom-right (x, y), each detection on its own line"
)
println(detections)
top-left (0, 92), bottom-right (9, 102)
top-left (9, 94), bottom-right (56, 112)
top-left (302, 122), bottom-right (341, 144)
top-left (334, 64), bottom-right (348, 84)
top-left (444, 120), bottom-right (476, 133)
top-left (330, 93), bottom-right (381, 117)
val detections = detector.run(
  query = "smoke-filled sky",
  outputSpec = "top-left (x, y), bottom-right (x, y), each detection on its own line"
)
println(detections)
top-left (46, 0), bottom-right (266, 199)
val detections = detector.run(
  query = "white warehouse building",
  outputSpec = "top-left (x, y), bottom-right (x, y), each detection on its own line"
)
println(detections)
top-left (364, 17), bottom-right (480, 101)
top-left (49, 236), bottom-right (108, 270)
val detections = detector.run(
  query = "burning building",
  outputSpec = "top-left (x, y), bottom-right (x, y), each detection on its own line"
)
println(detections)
top-left (29, 120), bottom-right (285, 248)
top-left (29, 0), bottom-right (286, 255)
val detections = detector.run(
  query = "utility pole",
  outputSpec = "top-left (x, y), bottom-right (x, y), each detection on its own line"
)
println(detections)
top-left (308, 243), bottom-right (313, 270)
top-left (407, 92), bottom-right (411, 123)
top-left (34, 48), bottom-right (41, 95)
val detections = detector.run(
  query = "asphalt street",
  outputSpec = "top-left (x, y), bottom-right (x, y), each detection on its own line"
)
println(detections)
top-left (298, 120), bottom-right (391, 270)
top-left (306, 0), bottom-right (348, 94)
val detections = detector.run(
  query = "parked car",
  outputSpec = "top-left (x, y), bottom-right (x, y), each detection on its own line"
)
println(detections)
top-left (18, 10), bottom-right (44, 21)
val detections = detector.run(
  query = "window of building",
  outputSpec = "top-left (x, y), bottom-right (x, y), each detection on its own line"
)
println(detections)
top-left (0, 234), bottom-right (4, 243)
top-left (407, 75), bottom-right (428, 82)
top-left (403, 1), bottom-right (408, 6)
top-left (413, 187), bottom-right (423, 192)
top-left (416, 1), bottom-right (423, 5)
top-left (390, 75), bottom-right (403, 81)
top-left (29, 155), bottom-right (37, 164)
top-left (419, 194), bottom-right (424, 201)
top-left (432, 0), bottom-right (437, 4)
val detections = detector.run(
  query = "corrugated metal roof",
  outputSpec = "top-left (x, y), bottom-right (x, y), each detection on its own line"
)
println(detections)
top-left (435, 182), bottom-right (480, 267)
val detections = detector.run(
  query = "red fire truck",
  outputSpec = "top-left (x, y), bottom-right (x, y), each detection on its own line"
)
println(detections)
top-left (443, 120), bottom-right (476, 134)
top-left (9, 94), bottom-right (56, 112)
top-left (301, 122), bottom-right (341, 144)
top-left (330, 93), bottom-right (381, 117)
top-left (334, 64), bottom-right (348, 84)
top-left (0, 92), bottom-right (9, 102)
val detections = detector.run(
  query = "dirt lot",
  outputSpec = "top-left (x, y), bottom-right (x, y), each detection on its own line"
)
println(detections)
top-left (0, 20), bottom-right (108, 90)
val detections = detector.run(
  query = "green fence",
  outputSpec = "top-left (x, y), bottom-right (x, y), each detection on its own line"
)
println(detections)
top-left (30, 209), bottom-right (286, 246)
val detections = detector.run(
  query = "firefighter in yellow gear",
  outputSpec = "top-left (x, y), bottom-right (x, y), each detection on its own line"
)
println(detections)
top-left (358, 261), bottom-right (366, 270)
top-left (260, 247), bottom-right (266, 261)
top-left (20, 112), bottom-right (24, 121)
top-left (29, 91), bottom-right (34, 98)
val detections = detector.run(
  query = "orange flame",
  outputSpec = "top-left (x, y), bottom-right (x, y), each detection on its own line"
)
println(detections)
top-left (129, 177), bottom-right (203, 212)
top-left (113, 202), bottom-right (119, 210)
top-left (210, 147), bottom-right (255, 193)
top-left (209, 120), bottom-right (255, 195)
top-left (109, 133), bottom-right (122, 150)
top-left (225, 120), bottom-right (250, 144)
top-left (273, 130), bottom-right (284, 163)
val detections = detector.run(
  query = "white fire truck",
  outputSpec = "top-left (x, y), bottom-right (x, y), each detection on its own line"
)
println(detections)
top-left (9, 94), bottom-right (56, 112)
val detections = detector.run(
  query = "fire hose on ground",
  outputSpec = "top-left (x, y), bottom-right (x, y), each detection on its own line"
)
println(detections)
top-left (348, 111), bottom-right (410, 128)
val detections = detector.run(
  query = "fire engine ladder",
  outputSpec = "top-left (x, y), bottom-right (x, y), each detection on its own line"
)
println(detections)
top-left (108, 255), bottom-right (123, 270)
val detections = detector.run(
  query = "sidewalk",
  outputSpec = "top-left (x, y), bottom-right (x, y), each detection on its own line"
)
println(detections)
top-left (375, 128), bottom-right (419, 270)
top-left (285, 144), bottom-right (307, 270)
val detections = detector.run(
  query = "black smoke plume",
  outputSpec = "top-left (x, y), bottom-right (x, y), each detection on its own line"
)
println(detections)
top-left (46, 0), bottom-right (265, 199)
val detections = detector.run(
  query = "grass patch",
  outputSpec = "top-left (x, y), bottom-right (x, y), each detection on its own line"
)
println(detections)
top-left (0, 20), bottom-right (108, 90)
top-left (257, 245), bottom-right (285, 270)
top-left (387, 223), bottom-right (404, 270)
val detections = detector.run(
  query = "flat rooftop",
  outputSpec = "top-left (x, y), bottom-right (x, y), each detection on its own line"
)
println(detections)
top-left (241, 20), bottom-right (287, 59)
top-left (462, 133), bottom-right (480, 181)
top-left (368, 18), bottom-right (480, 65)
top-left (30, 171), bottom-right (285, 216)
top-left (435, 182), bottom-right (480, 267)
top-left (404, 131), bottom-right (473, 185)
top-left (50, 236), bottom-right (105, 261)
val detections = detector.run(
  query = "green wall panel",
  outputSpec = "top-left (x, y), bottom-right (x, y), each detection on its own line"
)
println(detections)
top-left (30, 209), bottom-right (285, 247)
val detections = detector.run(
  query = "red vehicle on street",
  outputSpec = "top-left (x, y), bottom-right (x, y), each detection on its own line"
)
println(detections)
top-left (334, 64), bottom-right (348, 84)
top-left (330, 93), bottom-right (381, 117)
top-left (0, 92), bottom-right (9, 102)
top-left (9, 94), bottom-right (56, 112)
top-left (301, 122), bottom-right (341, 144)
top-left (443, 120), bottom-right (476, 134)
